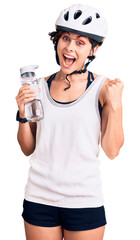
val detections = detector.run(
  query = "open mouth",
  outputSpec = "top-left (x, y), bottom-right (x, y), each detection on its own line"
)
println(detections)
top-left (63, 54), bottom-right (76, 67)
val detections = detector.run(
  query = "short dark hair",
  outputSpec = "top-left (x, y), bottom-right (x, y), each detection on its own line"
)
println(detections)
top-left (49, 30), bottom-right (63, 45)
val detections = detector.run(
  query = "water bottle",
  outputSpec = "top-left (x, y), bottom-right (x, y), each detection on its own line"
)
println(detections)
top-left (20, 65), bottom-right (44, 122)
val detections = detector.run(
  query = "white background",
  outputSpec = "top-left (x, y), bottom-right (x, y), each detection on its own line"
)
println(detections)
top-left (0, 0), bottom-right (140, 239)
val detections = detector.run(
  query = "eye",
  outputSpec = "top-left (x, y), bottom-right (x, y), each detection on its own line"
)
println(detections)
top-left (63, 36), bottom-right (70, 42)
top-left (77, 40), bottom-right (84, 46)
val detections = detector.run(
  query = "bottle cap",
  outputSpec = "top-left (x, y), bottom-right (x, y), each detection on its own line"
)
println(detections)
top-left (20, 65), bottom-right (39, 75)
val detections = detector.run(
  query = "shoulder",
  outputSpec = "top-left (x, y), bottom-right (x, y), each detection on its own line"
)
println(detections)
top-left (99, 78), bottom-right (109, 107)
top-left (92, 72), bottom-right (110, 107)
top-left (44, 72), bottom-right (57, 82)
top-left (44, 75), bottom-right (51, 82)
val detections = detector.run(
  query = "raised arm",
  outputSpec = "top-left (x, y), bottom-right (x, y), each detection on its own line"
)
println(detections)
top-left (100, 78), bottom-right (124, 159)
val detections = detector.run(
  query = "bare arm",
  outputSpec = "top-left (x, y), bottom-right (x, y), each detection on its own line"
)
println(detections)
top-left (101, 78), bottom-right (124, 159)
top-left (101, 102), bottom-right (124, 159)
top-left (17, 121), bottom-right (37, 156)
top-left (16, 85), bottom-right (37, 156)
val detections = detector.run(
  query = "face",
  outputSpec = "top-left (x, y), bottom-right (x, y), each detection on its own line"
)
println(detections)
top-left (57, 32), bottom-right (93, 74)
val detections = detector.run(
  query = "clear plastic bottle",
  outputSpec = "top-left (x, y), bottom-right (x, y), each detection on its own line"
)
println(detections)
top-left (20, 65), bottom-right (44, 122)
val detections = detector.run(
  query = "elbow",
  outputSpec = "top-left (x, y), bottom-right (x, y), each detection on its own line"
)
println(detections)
top-left (24, 146), bottom-right (36, 156)
top-left (20, 145), bottom-right (36, 157)
top-left (107, 152), bottom-right (119, 160)
top-left (102, 137), bottom-right (124, 160)
top-left (102, 145), bottom-right (123, 160)
top-left (17, 135), bottom-right (36, 156)
top-left (23, 151), bottom-right (32, 157)
top-left (105, 143), bottom-right (124, 160)
top-left (102, 146), bottom-right (119, 160)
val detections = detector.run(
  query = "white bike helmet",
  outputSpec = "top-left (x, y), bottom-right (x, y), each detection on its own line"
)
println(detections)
top-left (55, 4), bottom-right (107, 44)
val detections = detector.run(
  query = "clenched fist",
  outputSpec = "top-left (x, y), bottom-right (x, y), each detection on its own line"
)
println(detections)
top-left (105, 78), bottom-right (124, 110)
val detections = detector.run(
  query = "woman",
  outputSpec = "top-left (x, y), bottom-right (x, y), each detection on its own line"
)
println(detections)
top-left (16, 4), bottom-right (124, 240)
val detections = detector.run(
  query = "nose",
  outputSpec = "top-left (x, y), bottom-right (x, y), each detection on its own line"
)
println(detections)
top-left (66, 40), bottom-right (75, 52)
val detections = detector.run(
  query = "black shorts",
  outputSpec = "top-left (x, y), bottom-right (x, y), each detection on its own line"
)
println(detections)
top-left (22, 199), bottom-right (107, 231)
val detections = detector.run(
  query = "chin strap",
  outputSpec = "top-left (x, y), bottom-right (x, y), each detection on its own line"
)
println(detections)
top-left (64, 58), bottom-right (93, 91)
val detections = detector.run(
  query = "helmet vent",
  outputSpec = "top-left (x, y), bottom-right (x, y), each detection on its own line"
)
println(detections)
top-left (64, 11), bottom-right (69, 21)
top-left (74, 10), bottom-right (82, 19)
top-left (82, 16), bottom-right (92, 25)
top-left (96, 13), bottom-right (100, 18)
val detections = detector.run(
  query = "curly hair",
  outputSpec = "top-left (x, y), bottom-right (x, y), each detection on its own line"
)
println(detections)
top-left (49, 30), bottom-right (63, 45)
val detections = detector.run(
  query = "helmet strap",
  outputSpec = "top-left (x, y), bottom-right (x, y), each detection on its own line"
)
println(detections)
top-left (54, 40), bottom-right (95, 91)
top-left (64, 57), bottom-right (93, 91)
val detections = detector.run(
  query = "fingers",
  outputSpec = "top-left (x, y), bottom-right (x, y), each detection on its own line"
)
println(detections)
top-left (16, 92), bottom-right (36, 104)
top-left (106, 79), bottom-right (121, 87)
top-left (106, 80), bottom-right (116, 87)
top-left (18, 85), bottom-right (34, 94)
top-left (18, 88), bottom-right (36, 99)
top-left (15, 86), bottom-right (37, 114)
top-left (17, 93), bottom-right (36, 104)
top-left (109, 81), bottom-right (116, 86)
top-left (114, 78), bottom-right (121, 83)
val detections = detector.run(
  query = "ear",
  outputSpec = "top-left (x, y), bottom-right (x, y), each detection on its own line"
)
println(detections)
top-left (94, 45), bottom-right (99, 54)
top-left (89, 45), bottom-right (99, 56)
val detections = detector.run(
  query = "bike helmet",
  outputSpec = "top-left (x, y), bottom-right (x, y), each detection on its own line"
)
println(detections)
top-left (56, 4), bottom-right (107, 44)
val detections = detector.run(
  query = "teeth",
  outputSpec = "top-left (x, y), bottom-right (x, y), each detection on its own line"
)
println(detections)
top-left (64, 54), bottom-right (75, 59)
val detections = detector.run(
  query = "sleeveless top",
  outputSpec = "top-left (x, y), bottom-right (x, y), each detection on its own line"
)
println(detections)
top-left (24, 71), bottom-right (107, 208)
top-left (47, 71), bottom-right (103, 118)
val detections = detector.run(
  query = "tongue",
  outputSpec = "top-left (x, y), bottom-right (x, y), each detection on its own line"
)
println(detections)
top-left (65, 57), bottom-right (74, 66)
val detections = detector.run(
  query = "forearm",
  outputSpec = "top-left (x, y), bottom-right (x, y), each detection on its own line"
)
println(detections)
top-left (102, 105), bottom-right (124, 158)
top-left (17, 122), bottom-right (36, 156)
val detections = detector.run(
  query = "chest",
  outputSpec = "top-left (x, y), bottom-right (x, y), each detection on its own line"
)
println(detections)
top-left (45, 73), bottom-right (106, 106)
top-left (49, 79), bottom-right (89, 102)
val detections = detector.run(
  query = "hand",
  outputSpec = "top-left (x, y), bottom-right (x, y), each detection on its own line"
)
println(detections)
top-left (15, 85), bottom-right (36, 118)
top-left (105, 78), bottom-right (124, 110)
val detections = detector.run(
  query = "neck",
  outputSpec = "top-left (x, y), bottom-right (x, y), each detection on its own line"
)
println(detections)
top-left (57, 68), bottom-right (88, 83)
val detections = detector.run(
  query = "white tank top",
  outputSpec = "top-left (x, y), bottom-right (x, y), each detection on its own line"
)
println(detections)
top-left (24, 74), bottom-right (107, 208)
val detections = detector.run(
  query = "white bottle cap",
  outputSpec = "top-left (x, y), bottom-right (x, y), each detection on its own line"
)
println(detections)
top-left (20, 65), bottom-right (39, 75)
